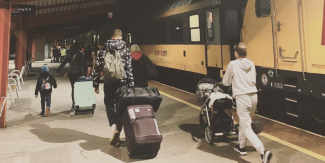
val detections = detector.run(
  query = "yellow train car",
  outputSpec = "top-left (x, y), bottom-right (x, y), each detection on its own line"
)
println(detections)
top-left (124, 0), bottom-right (246, 92)
top-left (242, 0), bottom-right (325, 135)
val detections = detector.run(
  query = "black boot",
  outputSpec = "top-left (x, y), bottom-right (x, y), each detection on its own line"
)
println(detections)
top-left (39, 110), bottom-right (45, 116)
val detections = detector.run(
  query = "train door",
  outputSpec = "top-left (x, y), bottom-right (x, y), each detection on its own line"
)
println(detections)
top-left (274, 0), bottom-right (303, 72)
top-left (205, 9), bottom-right (222, 79)
top-left (274, 0), bottom-right (305, 119)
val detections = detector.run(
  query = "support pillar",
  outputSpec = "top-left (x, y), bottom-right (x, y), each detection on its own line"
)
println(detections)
top-left (0, 3), bottom-right (11, 128)
top-left (14, 16), bottom-right (26, 71)
top-left (26, 30), bottom-right (33, 68)
top-left (32, 38), bottom-right (35, 62)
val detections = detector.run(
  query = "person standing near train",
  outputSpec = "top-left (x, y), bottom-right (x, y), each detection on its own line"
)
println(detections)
top-left (130, 44), bottom-right (149, 87)
top-left (222, 43), bottom-right (272, 163)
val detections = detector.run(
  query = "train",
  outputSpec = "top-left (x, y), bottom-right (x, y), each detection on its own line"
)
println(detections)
top-left (62, 0), bottom-right (325, 136)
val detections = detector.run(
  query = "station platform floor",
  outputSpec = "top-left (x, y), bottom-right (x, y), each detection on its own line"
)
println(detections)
top-left (1, 60), bottom-right (325, 163)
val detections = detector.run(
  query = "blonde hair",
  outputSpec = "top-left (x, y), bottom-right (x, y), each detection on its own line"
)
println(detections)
top-left (234, 43), bottom-right (247, 57)
top-left (131, 44), bottom-right (141, 53)
top-left (112, 29), bottom-right (122, 38)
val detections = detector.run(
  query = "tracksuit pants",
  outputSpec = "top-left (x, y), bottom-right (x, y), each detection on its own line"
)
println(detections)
top-left (236, 93), bottom-right (264, 154)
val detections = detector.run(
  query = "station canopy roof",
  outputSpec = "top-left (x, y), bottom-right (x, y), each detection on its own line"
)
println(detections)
top-left (8, 0), bottom-right (177, 41)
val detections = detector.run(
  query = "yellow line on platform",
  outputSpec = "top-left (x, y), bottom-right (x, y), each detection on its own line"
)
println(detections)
top-left (159, 91), bottom-right (325, 162)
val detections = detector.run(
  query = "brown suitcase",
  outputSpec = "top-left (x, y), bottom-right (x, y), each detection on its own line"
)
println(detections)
top-left (122, 105), bottom-right (162, 159)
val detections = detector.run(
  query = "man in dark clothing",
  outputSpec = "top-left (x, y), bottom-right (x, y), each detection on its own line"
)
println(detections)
top-left (52, 46), bottom-right (60, 63)
top-left (93, 29), bottom-right (134, 147)
top-left (35, 65), bottom-right (57, 117)
top-left (56, 42), bottom-right (86, 109)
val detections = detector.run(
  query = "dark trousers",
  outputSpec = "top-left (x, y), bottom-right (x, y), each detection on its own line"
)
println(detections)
top-left (104, 81), bottom-right (123, 132)
top-left (69, 73), bottom-right (81, 108)
top-left (41, 93), bottom-right (51, 111)
top-left (60, 56), bottom-right (65, 63)
top-left (56, 55), bottom-right (60, 63)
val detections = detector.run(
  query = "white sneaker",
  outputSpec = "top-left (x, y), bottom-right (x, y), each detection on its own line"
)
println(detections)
top-left (262, 150), bottom-right (272, 163)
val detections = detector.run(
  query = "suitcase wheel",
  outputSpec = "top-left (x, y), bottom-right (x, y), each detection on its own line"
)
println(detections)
top-left (92, 111), bottom-right (94, 114)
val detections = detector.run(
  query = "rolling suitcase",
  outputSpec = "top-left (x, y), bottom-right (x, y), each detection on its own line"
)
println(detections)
top-left (116, 87), bottom-right (162, 115)
top-left (123, 105), bottom-right (162, 159)
top-left (73, 76), bottom-right (96, 115)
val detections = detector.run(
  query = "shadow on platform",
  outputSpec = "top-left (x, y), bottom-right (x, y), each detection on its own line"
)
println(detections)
top-left (179, 123), bottom-right (253, 163)
top-left (30, 124), bottom-right (153, 162)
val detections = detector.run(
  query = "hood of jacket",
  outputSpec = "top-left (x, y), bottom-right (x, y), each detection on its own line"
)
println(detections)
top-left (131, 51), bottom-right (142, 60)
top-left (235, 58), bottom-right (253, 72)
top-left (105, 39), bottom-right (126, 51)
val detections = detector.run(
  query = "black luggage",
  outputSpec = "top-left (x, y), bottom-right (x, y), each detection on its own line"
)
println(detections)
top-left (116, 87), bottom-right (162, 115)
top-left (123, 105), bottom-right (162, 158)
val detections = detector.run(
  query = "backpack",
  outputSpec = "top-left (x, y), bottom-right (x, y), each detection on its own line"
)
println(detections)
top-left (40, 77), bottom-right (51, 92)
top-left (102, 50), bottom-right (126, 82)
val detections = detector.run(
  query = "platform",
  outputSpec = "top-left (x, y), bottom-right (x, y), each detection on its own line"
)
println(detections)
top-left (0, 60), bottom-right (324, 163)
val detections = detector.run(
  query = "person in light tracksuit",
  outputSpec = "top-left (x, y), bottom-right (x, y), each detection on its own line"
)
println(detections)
top-left (222, 43), bottom-right (273, 163)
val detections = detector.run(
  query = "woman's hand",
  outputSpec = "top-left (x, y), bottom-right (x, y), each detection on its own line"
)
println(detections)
top-left (94, 88), bottom-right (99, 94)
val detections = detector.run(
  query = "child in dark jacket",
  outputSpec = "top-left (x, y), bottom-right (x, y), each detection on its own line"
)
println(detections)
top-left (35, 65), bottom-right (57, 117)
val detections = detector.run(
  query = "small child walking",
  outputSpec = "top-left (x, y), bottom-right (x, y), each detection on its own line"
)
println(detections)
top-left (35, 65), bottom-right (57, 117)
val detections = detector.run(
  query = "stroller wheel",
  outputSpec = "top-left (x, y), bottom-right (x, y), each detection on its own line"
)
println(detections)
top-left (205, 126), bottom-right (214, 145)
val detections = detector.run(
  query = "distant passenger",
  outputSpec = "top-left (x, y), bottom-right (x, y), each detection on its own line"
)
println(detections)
top-left (130, 44), bottom-right (149, 87)
top-left (93, 29), bottom-right (134, 147)
top-left (85, 45), bottom-right (93, 77)
top-left (222, 43), bottom-right (272, 163)
top-left (90, 46), bottom-right (99, 76)
top-left (57, 46), bottom-right (62, 63)
top-left (35, 65), bottom-right (57, 117)
top-left (60, 46), bottom-right (66, 63)
top-left (52, 46), bottom-right (60, 63)
top-left (55, 42), bottom-right (86, 110)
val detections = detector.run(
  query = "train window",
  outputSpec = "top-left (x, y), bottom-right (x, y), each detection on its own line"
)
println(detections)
top-left (206, 12), bottom-right (214, 41)
top-left (171, 19), bottom-right (183, 42)
top-left (155, 21), bottom-right (166, 44)
top-left (256, 0), bottom-right (271, 17)
top-left (190, 15), bottom-right (200, 42)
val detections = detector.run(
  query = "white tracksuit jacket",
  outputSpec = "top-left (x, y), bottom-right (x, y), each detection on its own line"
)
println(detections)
top-left (222, 58), bottom-right (258, 96)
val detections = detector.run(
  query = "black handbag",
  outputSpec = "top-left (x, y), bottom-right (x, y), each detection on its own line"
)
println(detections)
top-left (143, 55), bottom-right (158, 79)
top-left (116, 87), bottom-right (163, 115)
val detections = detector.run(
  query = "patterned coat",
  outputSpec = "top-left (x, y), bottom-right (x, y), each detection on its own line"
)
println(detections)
top-left (93, 39), bottom-right (134, 88)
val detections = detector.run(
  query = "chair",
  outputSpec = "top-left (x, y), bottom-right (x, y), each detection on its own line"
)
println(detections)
top-left (7, 78), bottom-right (18, 108)
top-left (0, 97), bottom-right (6, 117)
top-left (8, 73), bottom-right (21, 91)
top-left (10, 65), bottom-right (25, 87)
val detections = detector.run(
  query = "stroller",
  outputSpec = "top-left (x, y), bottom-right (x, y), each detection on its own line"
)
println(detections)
top-left (196, 78), bottom-right (237, 144)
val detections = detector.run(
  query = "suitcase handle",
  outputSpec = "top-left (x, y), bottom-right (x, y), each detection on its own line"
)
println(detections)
top-left (131, 116), bottom-right (156, 125)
